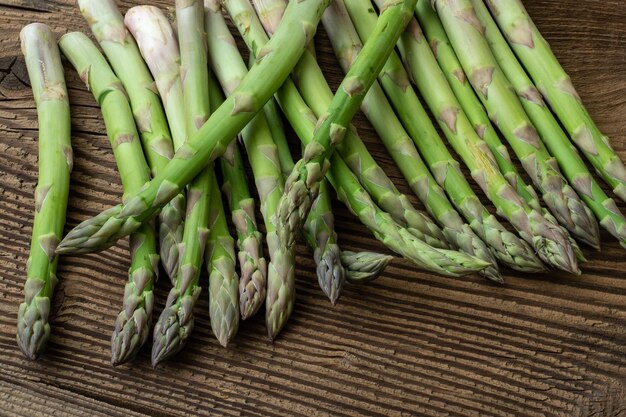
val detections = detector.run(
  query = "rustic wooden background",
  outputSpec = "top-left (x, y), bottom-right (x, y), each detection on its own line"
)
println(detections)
top-left (1, 0), bottom-right (626, 416)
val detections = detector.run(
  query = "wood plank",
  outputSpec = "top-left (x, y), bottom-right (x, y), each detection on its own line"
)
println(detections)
top-left (0, 0), bottom-right (625, 416)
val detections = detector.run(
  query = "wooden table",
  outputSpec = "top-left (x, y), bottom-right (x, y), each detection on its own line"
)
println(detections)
top-left (1, 1), bottom-right (625, 416)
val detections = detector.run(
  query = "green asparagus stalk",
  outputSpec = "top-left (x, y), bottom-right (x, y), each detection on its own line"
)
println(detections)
top-left (323, 0), bottom-right (540, 275)
top-left (472, 0), bottom-right (626, 248)
top-left (207, 72), bottom-right (267, 320)
top-left (206, 172), bottom-right (240, 347)
top-left (268, 0), bottom-right (419, 339)
top-left (226, 0), bottom-right (490, 280)
top-left (59, 32), bottom-right (158, 365)
top-left (125, 6), bottom-right (188, 150)
top-left (341, 251), bottom-right (394, 284)
top-left (243, 0), bottom-right (452, 254)
top-left (303, 179), bottom-right (345, 303)
top-left (240, 12), bottom-right (347, 302)
top-left (56, 0), bottom-right (332, 255)
top-left (212, 75), bottom-right (266, 318)
top-left (265, 97), bottom-right (389, 296)
top-left (78, 0), bottom-right (185, 281)
top-left (220, 142), bottom-right (268, 317)
top-left (486, 0), bottom-right (626, 203)
top-left (17, 24), bottom-right (72, 360)
top-left (414, 0), bottom-right (586, 261)
top-left (151, 0), bottom-right (213, 366)
top-left (206, 71), bottom-right (241, 346)
top-left (432, 0), bottom-right (599, 252)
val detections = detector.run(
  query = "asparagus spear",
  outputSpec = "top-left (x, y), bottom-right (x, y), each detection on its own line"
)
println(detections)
top-left (125, 6), bottom-right (187, 150)
top-left (59, 32), bottom-right (158, 365)
top-left (206, 73), bottom-right (241, 347)
top-left (303, 179), bottom-right (345, 304)
top-left (321, 0), bottom-right (539, 275)
top-left (17, 24), bottom-right (72, 360)
top-left (151, 0), bottom-right (213, 366)
top-left (414, 0), bottom-right (586, 261)
top-left (78, 0), bottom-right (185, 280)
top-left (265, 97), bottom-right (389, 295)
top-left (220, 142), bottom-right (268, 317)
top-left (206, 172), bottom-right (240, 347)
top-left (204, 64), bottom-right (268, 320)
top-left (433, 0), bottom-right (599, 252)
top-left (472, 0), bottom-right (626, 248)
top-left (341, 251), bottom-right (394, 284)
top-left (486, 0), bottom-right (626, 203)
top-left (56, 0), bottom-right (333, 255)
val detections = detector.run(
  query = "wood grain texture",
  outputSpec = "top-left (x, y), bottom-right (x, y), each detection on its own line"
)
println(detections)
top-left (1, 0), bottom-right (626, 416)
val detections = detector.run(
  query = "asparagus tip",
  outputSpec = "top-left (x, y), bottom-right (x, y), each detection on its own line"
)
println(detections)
top-left (17, 302), bottom-right (51, 360)
top-left (483, 268), bottom-right (505, 284)
top-left (316, 243), bottom-right (345, 305)
top-left (16, 335), bottom-right (45, 361)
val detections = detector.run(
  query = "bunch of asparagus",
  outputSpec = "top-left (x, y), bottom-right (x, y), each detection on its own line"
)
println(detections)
top-left (16, 0), bottom-right (626, 364)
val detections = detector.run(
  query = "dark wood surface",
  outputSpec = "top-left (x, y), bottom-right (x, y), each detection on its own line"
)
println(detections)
top-left (1, 0), bottom-right (626, 416)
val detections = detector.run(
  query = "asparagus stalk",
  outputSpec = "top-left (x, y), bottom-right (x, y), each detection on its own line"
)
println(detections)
top-left (341, 251), bottom-right (394, 284)
top-left (125, 6), bottom-right (188, 150)
top-left (414, 0), bottom-right (586, 261)
top-left (433, 0), bottom-right (599, 252)
top-left (265, 97), bottom-right (390, 294)
top-left (206, 73), bottom-right (241, 346)
top-left (204, 67), bottom-right (268, 320)
top-left (219, 142), bottom-right (268, 317)
top-left (78, 0), bottom-right (185, 280)
top-left (17, 24), bottom-right (72, 360)
top-left (486, 0), bottom-right (626, 203)
top-left (241, 0), bottom-right (452, 255)
top-left (323, 0), bottom-right (540, 275)
top-left (59, 32), bottom-right (158, 365)
top-left (151, 0), bottom-right (213, 366)
top-left (268, 0), bottom-right (419, 339)
top-left (303, 179), bottom-right (345, 304)
top-left (241, 13), bottom-right (347, 302)
top-left (472, 0), bottom-right (626, 248)
top-left (206, 172), bottom-right (240, 347)
top-left (235, 0), bottom-right (490, 279)
top-left (56, 0), bottom-right (332, 255)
